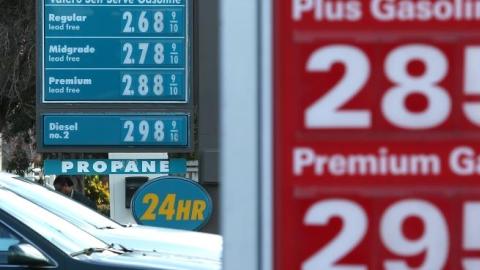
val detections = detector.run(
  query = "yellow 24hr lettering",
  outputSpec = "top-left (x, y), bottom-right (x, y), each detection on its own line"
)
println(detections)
top-left (140, 193), bottom-right (207, 221)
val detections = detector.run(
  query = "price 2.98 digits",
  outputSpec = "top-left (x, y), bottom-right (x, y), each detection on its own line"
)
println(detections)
top-left (122, 120), bottom-right (180, 143)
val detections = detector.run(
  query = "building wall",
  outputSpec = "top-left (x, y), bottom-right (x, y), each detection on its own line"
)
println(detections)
top-left (108, 153), bottom-right (169, 224)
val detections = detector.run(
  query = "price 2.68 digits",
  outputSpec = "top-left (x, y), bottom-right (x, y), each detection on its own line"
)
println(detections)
top-left (122, 10), bottom-right (181, 34)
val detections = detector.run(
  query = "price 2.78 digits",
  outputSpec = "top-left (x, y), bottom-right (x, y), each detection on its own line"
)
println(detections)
top-left (122, 41), bottom-right (182, 66)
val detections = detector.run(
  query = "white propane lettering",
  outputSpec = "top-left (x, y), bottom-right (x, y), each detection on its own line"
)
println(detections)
top-left (142, 160), bottom-right (156, 173)
top-left (77, 161), bottom-right (89, 173)
top-left (111, 161), bottom-right (124, 172)
top-left (93, 161), bottom-right (107, 173)
top-left (125, 160), bottom-right (139, 173)
top-left (61, 161), bottom-right (74, 173)
top-left (159, 160), bottom-right (169, 173)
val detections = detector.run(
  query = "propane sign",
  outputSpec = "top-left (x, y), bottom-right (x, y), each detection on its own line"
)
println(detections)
top-left (274, 0), bottom-right (480, 269)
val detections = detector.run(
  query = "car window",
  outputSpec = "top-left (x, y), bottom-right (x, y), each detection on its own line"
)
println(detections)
top-left (0, 189), bottom-right (108, 255)
top-left (0, 223), bottom-right (20, 264)
top-left (5, 176), bottom-right (122, 230)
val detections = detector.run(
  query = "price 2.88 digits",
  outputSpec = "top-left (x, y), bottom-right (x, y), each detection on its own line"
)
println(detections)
top-left (121, 73), bottom-right (180, 96)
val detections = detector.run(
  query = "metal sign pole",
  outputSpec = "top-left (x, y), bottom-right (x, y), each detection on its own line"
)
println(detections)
top-left (220, 0), bottom-right (262, 269)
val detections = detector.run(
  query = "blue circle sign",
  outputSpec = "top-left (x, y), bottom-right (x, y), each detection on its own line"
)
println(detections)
top-left (132, 177), bottom-right (213, 231)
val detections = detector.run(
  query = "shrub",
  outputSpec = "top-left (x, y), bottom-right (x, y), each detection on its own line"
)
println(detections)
top-left (84, 175), bottom-right (110, 216)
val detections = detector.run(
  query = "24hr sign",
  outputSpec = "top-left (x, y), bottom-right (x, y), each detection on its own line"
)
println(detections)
top-left (274, 0), bottom-right (480, 270)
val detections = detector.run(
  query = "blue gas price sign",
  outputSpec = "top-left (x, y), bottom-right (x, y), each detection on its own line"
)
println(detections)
top-left (41, 0), bottom-right (189, 103)
top-left (42, 113), bottom-right (189, 147)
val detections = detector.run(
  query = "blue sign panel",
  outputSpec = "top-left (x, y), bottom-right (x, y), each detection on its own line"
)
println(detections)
top-left (45, 39), bottom-right (185, 68)
top-left (45, 70), bottom-right (185, 102)
top-left (45, 6), bottom-right (185, 37)
top-left (43, 114), bottom-right (189, 147)
top-left (42, 0), bottom-right (189, 103)
top-left (132, 177), bottom-right (213, 231)
top-left (44, 159), bottom-right (187, 175)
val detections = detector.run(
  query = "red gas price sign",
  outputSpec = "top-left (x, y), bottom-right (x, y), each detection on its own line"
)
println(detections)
top-left (274, 1), bottom-right (480, 270)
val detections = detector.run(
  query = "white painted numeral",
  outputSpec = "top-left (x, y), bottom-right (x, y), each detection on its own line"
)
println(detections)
top-left (463, 202), bottom-right (480, 270)
top-left (380, 200), bottom-right (448, 270)
top-left (154, 11), bottom-right (164, 33)
top-left (123, 120), bottom-right (134, 142)
top-left (122, 43), bottom-right (134, 64)
top-left (305, 45), bottom-right (371, 128)
top-left (138, 11), bottom-right (149, 32)
top-left (138, 120), bottom-right (149, 142)
top-left (463, 47), bottom-right (480, 126)
top-left (303, 199), bottom-right (367, 270)
top-left (138, 43), bottom-right (149, 65)
top-left (382, 45), bottom-right (451, 129)
top-left (122, 11), bottom-right (134, 33)
top-left (303, 44), bottom-right (480, 130)
top-left (122, 74), bottom-right (133, 96)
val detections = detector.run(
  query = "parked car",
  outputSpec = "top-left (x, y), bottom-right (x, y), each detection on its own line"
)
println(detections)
top-left (0, 187), bottom-right (220, 270)
top-left (0, 173), bottom-right (222, 263)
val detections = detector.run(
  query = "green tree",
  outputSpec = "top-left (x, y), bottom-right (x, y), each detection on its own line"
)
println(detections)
top-left (0, 0), bottom-right (36, 173)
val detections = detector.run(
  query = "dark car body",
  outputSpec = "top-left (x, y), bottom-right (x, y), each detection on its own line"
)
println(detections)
top-left (0, 173), bottom-right (222, 265)
top-left (0, 188), bottom-right (215, 270)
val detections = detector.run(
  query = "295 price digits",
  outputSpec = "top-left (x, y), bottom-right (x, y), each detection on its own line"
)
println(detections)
top-left (305, 44), bottom-right (480, 130)
top-left (303, 199), bottom-right (480, 270)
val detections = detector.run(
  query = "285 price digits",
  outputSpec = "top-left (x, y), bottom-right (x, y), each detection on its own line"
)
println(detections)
top-left (303, 199), bottom-right (480, 270)
top-left (305, 44), bottom-right (480, 129)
